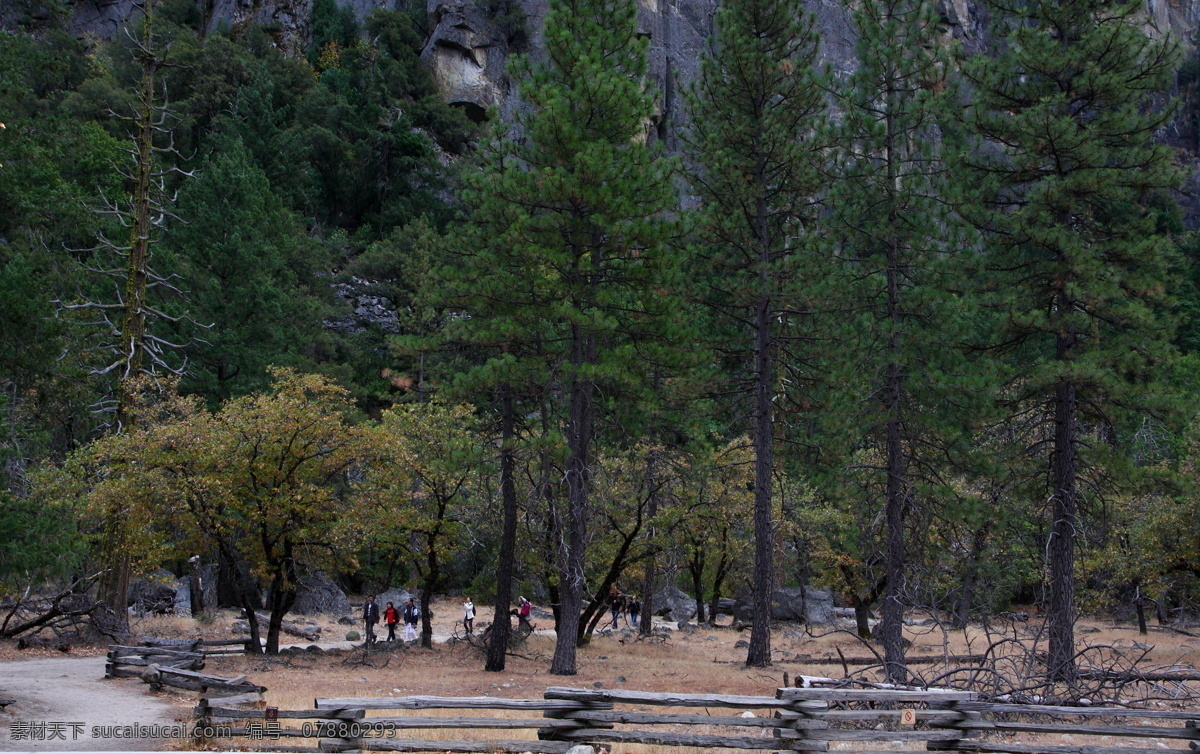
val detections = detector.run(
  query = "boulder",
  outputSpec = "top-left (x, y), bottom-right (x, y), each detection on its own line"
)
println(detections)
top-left (128, 569), bottom-right (177, 615)
top-left (377, 589), bottom-right (415, 612)
top-left (173, 579), bottom-right (192, 617)
top-left (292, 573), bottom-right (351, 616)
top-left (729, 587), bottom-right (836, 625)
top-left (198, 564), bottom-right (219, 608)
top-left (651, 586), bottom-right (697, 622)
top-left (771, 587), bottom-right (835, 624)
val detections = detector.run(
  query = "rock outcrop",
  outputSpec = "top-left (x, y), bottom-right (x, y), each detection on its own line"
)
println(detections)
top-left (291, 572), bottom-right (352, 615)
top-left (651, 585), bottom-right (697, 622)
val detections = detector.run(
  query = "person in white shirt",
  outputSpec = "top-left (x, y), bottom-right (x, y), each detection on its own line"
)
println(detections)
top-left (463, 597), bottom-right (476, 634)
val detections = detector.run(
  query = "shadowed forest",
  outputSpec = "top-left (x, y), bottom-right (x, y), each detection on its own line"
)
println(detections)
top-left (4, 0), bottom-right (1200, 701)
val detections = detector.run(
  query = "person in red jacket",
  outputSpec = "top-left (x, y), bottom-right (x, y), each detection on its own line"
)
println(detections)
top-left (383, 601), bottom-right (399, 642)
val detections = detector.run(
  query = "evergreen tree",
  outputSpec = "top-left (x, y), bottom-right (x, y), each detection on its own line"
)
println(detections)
top-left (166, 134), bottom-right (327, 403)
top-left (425, 0), bottom-right (678, 675)
top-left (686, 0), bottom-right (830, 667)
top-left (825, 0), bottom-right (980, 683)
top-left (963, 0), bottom-right (1183, 680)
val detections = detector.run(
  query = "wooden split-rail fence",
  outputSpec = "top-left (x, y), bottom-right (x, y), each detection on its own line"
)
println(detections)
top-left (192, 686), bottom-right (1200, 754)
top-left (108, 638), bottom-right (265, 701)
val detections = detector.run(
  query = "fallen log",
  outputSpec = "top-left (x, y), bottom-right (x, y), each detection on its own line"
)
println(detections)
top-left (252, 612), bottom-right (322, 641)
top-left (1077, 669), bottom-right (1200, 682)
top-left (316, 696), bottom-right (612, 711)
top-left (318, 738), bottom-right (576, 753)
top-left (789, 654), bottom-right (986, 666)
top-left (139, 637), bottom-right (202, 650)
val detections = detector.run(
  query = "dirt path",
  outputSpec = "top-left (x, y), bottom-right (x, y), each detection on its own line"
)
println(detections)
top-left (0, 655), bottom-right (180, 751)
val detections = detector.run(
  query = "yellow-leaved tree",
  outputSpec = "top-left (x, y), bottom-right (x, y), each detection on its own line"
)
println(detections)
top-left (38, 370), bottom-right (374, 652)
top-left (362, 402), bottom-right (484, 648)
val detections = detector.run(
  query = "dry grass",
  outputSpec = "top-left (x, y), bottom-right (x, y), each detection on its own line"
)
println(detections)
top-left (6, 598), bottom-right (1199, 752)
top-left (177, 605), bottom-right (1200, 752)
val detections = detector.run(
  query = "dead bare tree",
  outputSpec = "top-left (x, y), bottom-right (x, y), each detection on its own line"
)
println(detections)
top-left (56, 0), bottom-right (200, 631)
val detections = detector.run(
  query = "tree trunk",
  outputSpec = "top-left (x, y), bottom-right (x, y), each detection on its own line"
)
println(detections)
top-left (640, 567), bottom-right (656, 635)
top-left (709, 529), bottom-right (731, 627)
top-left (242, 601), bottom-right (263, 656)
top-left (854, 599), bottom-right (872, 640)
top-left (188, 556), bottom-right (204, 616)
top-left (951, 522), bottom-right (991, 630)
top-left (486, 388), bottom-right (518, 672)
top-left (689, 550), bottom-right (706, 625)
top-left (1047, 315), bottom-right (1079, 682)
top-left (879, 219), bottom-right (907, 683)
top-left (550, 330), bottom-right (595, 675)
top-left (578, 519), bottom-right (644, 642)
top-left (98, 13), bottom-right (160, 628)
top-left (420, 579), bottom-right (435, 649)
top-left (747, 269), bottom-right (775, 668)
top-left (640, 442), bottom-right (661, 636)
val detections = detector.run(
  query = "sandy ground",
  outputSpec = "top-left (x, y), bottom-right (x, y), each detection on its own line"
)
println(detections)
top-left (1, 602), bottom-right (1197, 753)
top-left (0, 655), bottom-right (182, 751)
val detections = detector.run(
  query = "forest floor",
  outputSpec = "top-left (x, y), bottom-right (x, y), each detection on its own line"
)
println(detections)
top-left (1, 600), bottom-right (1198, 752)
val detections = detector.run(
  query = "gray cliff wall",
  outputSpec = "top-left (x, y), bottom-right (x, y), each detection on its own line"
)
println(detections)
top-left (21, 0), bottom-right (1200, 187)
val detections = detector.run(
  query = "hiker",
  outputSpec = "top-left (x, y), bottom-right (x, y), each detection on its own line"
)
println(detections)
top-left (363, 595), bottom-right (379, 644)
top-left (628, 594), bottom-right (641, 628)
top-left (610, 592), bottom-right (624, 629)
top-left (403, 597), bottom-right (420, 642)
top-left (463, 597), bottom-right (475, 635)
top-left (518, 596), bottom-right (532, 629)
top-left (384, 601), bottom-right (399, 642)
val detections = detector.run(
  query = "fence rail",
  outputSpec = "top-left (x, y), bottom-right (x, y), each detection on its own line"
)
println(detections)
top-left (187, 686), bottom-right (1198, 754)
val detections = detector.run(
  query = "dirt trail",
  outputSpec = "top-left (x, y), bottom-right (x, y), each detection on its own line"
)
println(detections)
top-left (0, 655), bottom-right (179, 751)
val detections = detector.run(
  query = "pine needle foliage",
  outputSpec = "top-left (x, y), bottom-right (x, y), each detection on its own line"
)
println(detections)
top-left (962, 0), bottom-right (1184, 680)
top-left (685, 0), bottom-right (831, 668)
top-left (426, 0), bottom-right (678, 676)
top-left (825, 0), bottom-right (984, 684)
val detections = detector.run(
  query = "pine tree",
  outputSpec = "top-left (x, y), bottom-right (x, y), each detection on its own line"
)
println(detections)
top-left (824, 0), bottom-right (981, 684)
top-left (963, 0), bottom-right (1182, 680)
top-left (166, 133), bottom-right (325, 403)
top-left (686, 0), bottom-right (830, 668)
top-left (426, 0), bottom-right (678, 675)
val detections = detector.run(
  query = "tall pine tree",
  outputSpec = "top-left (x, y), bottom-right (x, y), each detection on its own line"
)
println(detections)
top-left (827, 0), bottom-right (980, 684)
top-left (963, 0), bottom-right (1182, 680)
top-left (427, 0), bottom-right (678, 676)
top-left (686, 0), bottom-right (830, 667)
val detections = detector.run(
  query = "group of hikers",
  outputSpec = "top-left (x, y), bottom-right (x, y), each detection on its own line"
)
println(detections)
top-left (361, 595), bottom-right (421, 643)
top-left (360, 594), bottom-right (535, 643)
top-left (608, 588), bottom-right (641, 630)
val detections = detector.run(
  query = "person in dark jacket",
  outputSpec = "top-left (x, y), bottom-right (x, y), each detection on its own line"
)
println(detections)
top-left (363, 596), bottom-right (379, 644)
top-left (403, 598), bottom-right (420, 642)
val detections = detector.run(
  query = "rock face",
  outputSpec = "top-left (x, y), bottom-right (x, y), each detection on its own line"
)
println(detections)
top-left (292, 573), bottom-right (352, 615)
top-left (421, 0), bottom-right (507, 122)
top-left (325, 277), bottom-right (402, 335)
top-left (651, 585), bottom-right (697, 622)
top-left (25, 0), bottom-right (1200, 185)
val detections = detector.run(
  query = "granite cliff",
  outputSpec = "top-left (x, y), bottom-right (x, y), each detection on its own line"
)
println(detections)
top-left (11, 0), bottom-right (1199, 195)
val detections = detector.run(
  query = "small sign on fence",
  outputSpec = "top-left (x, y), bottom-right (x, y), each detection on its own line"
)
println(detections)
top-left (265, 707), bottom-right (278, 721)
top-left (900, 708), bottom-right (916, 727)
